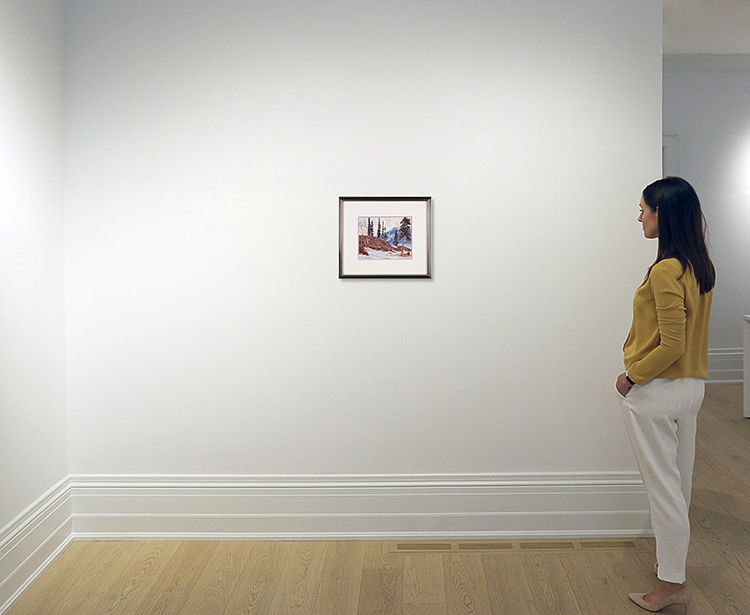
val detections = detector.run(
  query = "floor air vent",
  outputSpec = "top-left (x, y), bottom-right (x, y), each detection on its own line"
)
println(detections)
top-left (391, 538), bottom-right (651, 554)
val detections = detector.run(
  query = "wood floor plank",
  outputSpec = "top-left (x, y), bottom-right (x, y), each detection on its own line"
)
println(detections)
top-left (357, 567), bottom-right (403, 615)
top-left (596, 551), bottom-right (657, 615)
top-left (695, 452), bottom-right (750, 505)
top-left (403, 605), bottom-right (446, 615)
top-left (442, 554), bottom-right (493, 615)
top-left (403, 553), bottom-right (446, 615)
top-left (101, 541), bottom-right (182, 615)
top-left (54, 541), bottom-right (148, 615)
top-left (595, 551), bottom-right (655, 600)
top-left (697, 412), bottom-right (750, 475)
top-left (702, 384), bottom-right (745, 437)
top-left (363, 541), bottom-right (388, 569)
top-left (689, 500), bottom-right (750, 580)
top-left (358, 542), bottom-right (403, 615)
top-left (312, 541), bottom-right (366, 615)
top-left (363, 541), bottom-right (401, 571)
top-left (693, 443), bottom-right (750, 498)
top-left (683, 571), bottom-right (722, 615)
top-left (687, 504), bottom-right (725, 569)
top-left (177, 541), bottom-right (252, 615)
top-left (222, 541), bottom-right (283, 615)
top-left (562, 551), bottom-right (632, 613)
top-left (482, 553), bottom-right (536, 615)
top-left (266, 541), bottom-right (327, 615)
top-left (687, 565), bottom-right (750, 615)
top-left (133, 541), bottom-right (217, 615)
top-left (6, 541), bottom-right (96, 615)
top-left (522, 553), bottom-right (584, 615)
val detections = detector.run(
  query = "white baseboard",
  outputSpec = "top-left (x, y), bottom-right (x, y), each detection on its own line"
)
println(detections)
top-left (1, 472), bottom-right (651, 612)
top-left (69, 473), bottom-right (651, 541)
top-left (708, 348), bottom-right (743, 384)
top-left (0, 479), bottom-right (73, 614)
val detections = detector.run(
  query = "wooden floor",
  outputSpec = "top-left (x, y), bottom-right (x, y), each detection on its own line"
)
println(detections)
top-left (7, 384), bottom-right (749, 615)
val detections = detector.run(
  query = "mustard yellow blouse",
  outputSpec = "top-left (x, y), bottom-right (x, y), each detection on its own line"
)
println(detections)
top-left (623, 258), bottom-right (712, 385)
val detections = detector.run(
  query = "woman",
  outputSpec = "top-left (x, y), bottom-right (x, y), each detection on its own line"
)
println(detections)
top-left (616, 176), bottom-right (714, 614)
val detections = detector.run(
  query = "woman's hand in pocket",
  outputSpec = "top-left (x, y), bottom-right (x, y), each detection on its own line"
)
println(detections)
top-left (616, 372), bottom-right (633, 397)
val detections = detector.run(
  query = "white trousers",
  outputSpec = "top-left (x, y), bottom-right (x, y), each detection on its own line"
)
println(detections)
top-left (620, 377), bottom-right (705, 584)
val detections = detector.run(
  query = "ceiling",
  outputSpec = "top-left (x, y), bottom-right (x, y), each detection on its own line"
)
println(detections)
top-left (663, 0), bottom-right (750, 54)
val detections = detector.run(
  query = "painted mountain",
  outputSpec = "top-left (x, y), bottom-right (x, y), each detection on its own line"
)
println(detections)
top-left (358, 216), bottom-right (412, 260)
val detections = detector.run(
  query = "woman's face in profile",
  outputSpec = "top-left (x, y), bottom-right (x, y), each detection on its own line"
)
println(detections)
top-left (638, 196), bottom-right (659, 239)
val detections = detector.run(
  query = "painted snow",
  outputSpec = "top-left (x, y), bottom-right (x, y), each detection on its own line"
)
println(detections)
top-left (358, 216), bottom-right (412, 260)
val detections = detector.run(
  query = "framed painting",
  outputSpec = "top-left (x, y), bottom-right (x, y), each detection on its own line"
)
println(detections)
top-left (339, 196), bottom-right (431, 278)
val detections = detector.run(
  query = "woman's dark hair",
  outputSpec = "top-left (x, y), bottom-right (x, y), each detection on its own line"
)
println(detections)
top-left (642, 176), bottom-right (715, 294)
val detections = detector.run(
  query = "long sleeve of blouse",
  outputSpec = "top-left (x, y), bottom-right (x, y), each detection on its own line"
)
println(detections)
top-left (623, 258), bottom-right (711, 384)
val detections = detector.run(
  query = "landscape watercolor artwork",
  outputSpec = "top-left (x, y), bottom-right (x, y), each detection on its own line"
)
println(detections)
top-left (358, 216), bottom-right (412, 260)
top-left (339, 195), bottom-right (430, 278)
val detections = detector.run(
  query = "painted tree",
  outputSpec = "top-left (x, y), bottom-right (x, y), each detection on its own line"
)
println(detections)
top-left (399, 216), bottom-right (412, 246)
top-left (367, 218), bottom-right (374, 237)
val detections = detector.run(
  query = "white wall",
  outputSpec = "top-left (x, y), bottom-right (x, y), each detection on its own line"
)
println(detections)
top-left (0, 0), bottom-right (68, 532)
top-left (0, 1), bottom-right (71, 608)
top-left (64, 0), bottom-right (662, 523)
top-left (664, 55), bottom-right (750, 382)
